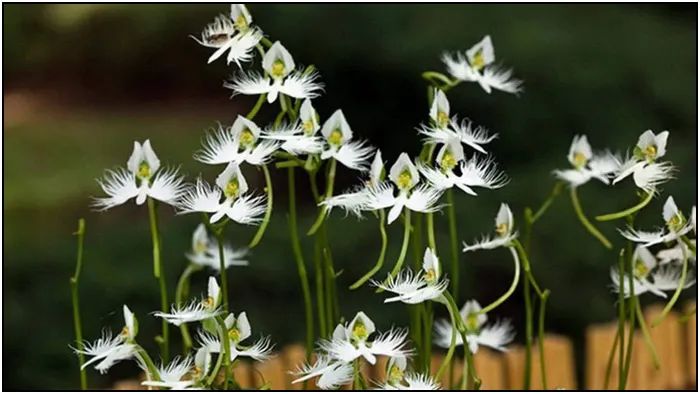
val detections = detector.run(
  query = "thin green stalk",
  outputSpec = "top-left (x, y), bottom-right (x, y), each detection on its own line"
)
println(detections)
top-left (387, 209), bottom-right (412, 279)
top-left (412, 212), bottom-right (424, 270)
top-left (426, 212), bottom-right (437, 251)
top-left (423, 302), bottom-right (433, 372)
top-left (307, 159), bottom-right (337, 235)
top-left (634, 299), bottom-right (660, 369)
top-left (652, 245), bottom-right (689, 327)
top-left (287, 168), bottom-right (315, 357)
top-left (321, 238), bottom-right (337, 331)
top-left (463, 341), bottom-right (480, 390)
top-left (435, 299), bottom-right (459, 379)
top-left (446, 189), bottom-right (460, 300)
top-left (313, 231), bottom-right (327, 338)
top-left (538, 290), bottom-right (550, 390)
top-left (245, 94), bottom-right (267, 120)
top-left (175, 263), bottom-right (201, 354)
top-left (569, 187), bottom-right (612, 249)
top-left (248, 164), bottom-right (273, 248)
top-left (215, 232), bottom-right (230, 313)
top-left (217, 317), bottom-right (233, 389)
top-left (206, 341), bottom-right (225, 386)
top-left (479, 246), bottom-right (521, 315)
top-left (603, 321), bottom-right (620, 390)
top-left (70, 218), bottom-right (88, 390)
top-left (135, 344), bottom-right (161, 382)
top-left (596, 191), bottom-right (654, 222)
top-left (147, 197), bottom-right (169, 362)
top-left (616, 249), bottom-right (626, 389)
top-left (523, 269), bottom-right (533, 390)
top-left (350, 209), bottom-right (388, 289)
top-left (620, 251), bottom-right (637, 389)
top-left (512, 240), bottom-right (544, 297)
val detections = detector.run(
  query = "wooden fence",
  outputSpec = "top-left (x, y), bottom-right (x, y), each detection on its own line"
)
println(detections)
top-left (114, 302), bottom-right (696, 390)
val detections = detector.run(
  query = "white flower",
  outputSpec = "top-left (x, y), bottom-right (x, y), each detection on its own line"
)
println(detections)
top-left (373, 247), bottom-right (449, 304)
top-left (417, 118), bottom-right (497, 155)
top-left (318, 312), bottom-right (412, 365)
top-left (463, 203), bottom-right (517, 251)
top-left (321, 150), bottom-right (385, 217)
top-left (363, 153), bottom-right (444, 224)
top-left (186, 224), bottom-right (249, 270)
top-left (442, 35), bottom-right (523, 95)
top-left (178, 162), bottom-right (267, 224)
top-left (225, 41), bottom-right (324, 103)
top-left (230, 4), bottom-right (253, 30)
top-left (434, 300), bottom-right (515, 354)
top-left (419, 150), bottom-right (508, 195)
top-left (197, 312), bottom-right (274, 362)
top-left (291, 354), bottom-right (354, 390)
top-left (618, 196), bottom-right (694, 247)
top-left (319, 109), bottom-right (374, 170)
top-left (260, 110), bottom-right (324, 156)
top-left (429, 89), bottom-right (451, 129)
top-left (656, 240), bottom-right (696, 265)
top-left (612, 130), bottom-right (674, 191)
top-left (553, 135), bottom-right (620, 187)
top-left (93, 140), bottom-right (185, 210)
top-left (141, 357), bottom-right (196, 390)
top-left (155, 277), bottom-right (223, 326)
top-left (191, 15), bottom-right (262, 66)
top-left (194, 117), bottom-right (280, 166)
top-left (380, 372), bottom-right (441, 390)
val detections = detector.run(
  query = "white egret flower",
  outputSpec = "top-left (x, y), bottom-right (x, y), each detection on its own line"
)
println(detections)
top-left (225, 41), bottom-right (323, 103)
top-left (194, 116), bottom-right (280, 166)
top-left (291, 353), bottom-right (354, 390)
top-left (429, 89), bottom-right (451, 129)
top-left (553, 135), bottom-right (620, 187)
top-left (611, 245), bottom-right (696, 298)
top-left (318, 312), bottom-right (412, 365)
top-left (73, 305), bottom-right (139, 374)
top-left (186, 224), bottom-right (249, 270)
top-left (612, 130), bottom-right (674, 191)
top-left (463, 203), bottom-right (517, 251)
top-left (442, 35), bottom-right (523, 95)
top-left (230, 4), bottom-right (253, 30)
top-left (155, 277), bottom-right (223, 326)
top-left (373, 247), bottom-right (449, 304)
top-left (380, 373), bottom-right (441, 391)
top-left (93, 140), bottom-right (186, 210)
top-left (321, 150), bottom-right (385, 217)
top-left (417, 118), bottom-right (497, 155)
top-left (619, 196), bottom-right (694, 247)
top-left (363, 153), bottom-right (444, 224)
top-left (656, 240), bottom-right (696, 265)
top-left (191, 14), bottom-right (262, 66)
top-left (319, 109), bottom-right (374, 170)
top-left (260, 101), bottom-right (324, 156)
top-left (198, 312), bottom-right (274, 362)
top-left (178, 162), bottom-right (266, 224)
top-left (141, 357), bottom-right (196, 390)
top-left (434, 300), bottom-right (515, 354)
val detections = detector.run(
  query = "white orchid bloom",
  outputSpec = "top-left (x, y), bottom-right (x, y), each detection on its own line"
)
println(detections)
top-left (373, 247), bottom-right (449, 304)
top-left (417, 117), bottom-right (497, 155)
top-left (291, 353), bottom-right (354, 390)
top-left (363, 153), bottom-right (444, 224)
top-left (434, 300), bottom-right (515, 354)
top-left (380, 372), bottom-right (441, 391)
top-left (194, 116), bottom-right (280, 166)
top-left (230, 4), bottom-right (253, 30)
top-left (319, 109), bottom-right (374, 170)
top-left (429, 89), bottom-right (451, 129)
top-left (197, 312), bottom-right (274, 362)
top-left (93, 140), bottom-right (185, 210)
top-left (656, 240), bottom-right (696, 265)
top-left (319, 312), bottom-right (412, 365)
top-left (553, 135), bottom-right (620, 187)
top-left (442, 35), bottom-right (523, 95)
top-left (619, 196), bottom-right (694, 247)
top-left (141, 356), bottom-right (196, 390)
top-left (612, 130), bottom-right (674, 191)
top-left (186, 224), bottom-right (249, 270)
top-left (226, 41), bottom-right (323, 103)
top-left (321, 150), bottom-right (385, 217)
top-left (73, 305), bottom-right (139, 374)
top-left (155, 277), bottom-right (223, 326)
top-left (260, 99), bottom-right (324, 156)
top-left (463, 203), bottom-right (517, 251)
top-left (191, 14), bottom-right (262, 66)
top-left (178, 162), bottom-right (266, 224)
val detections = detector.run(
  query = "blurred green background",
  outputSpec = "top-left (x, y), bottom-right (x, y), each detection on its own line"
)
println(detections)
top-left (3, 3), bottom-right (697, 390)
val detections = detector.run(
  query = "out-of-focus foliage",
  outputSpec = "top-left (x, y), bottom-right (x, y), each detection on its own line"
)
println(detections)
top-left (3, 3), bottom-right (696, 389)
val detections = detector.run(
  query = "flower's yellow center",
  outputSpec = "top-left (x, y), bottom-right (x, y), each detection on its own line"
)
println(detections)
top-left (424, 268), bottom-right (437, 284)
top-left (388, 365), bottom-right (404, 384)
top-left (644, 144), bottom-right (657, 161)
top-left (495, 222), bottom-right (509, 237)
top-left (471, 49), bottom-right (486, 71)
top-left (572, 152), bottom-right (588, 169)
top-left (396, 170), bottom-right (413, 190)
top-left (302, 120), bottom-right (315, 135)
top-left (228, 328), bottom-right (241, 343)
top-left (352, 322), bottom-right (368, 342)
top-left (234, 14), bottom-right (248, 30)
top-left (120, 326), bottom-right (130, 338)
top-left (191, 365), bottom-right (203, 380)
top-left (328, 129), bottom-right (343, 146)
top-left (437, 111), bottom-right (450, 129)
top-left (201, 296), bottom-right (215, 309)
top-left (465, 313), bottom-right (480, 333)
top-left (194, 240), bottom-right (208, 254)
top-left (667, 214), bottom-right (685, 232)
top-left (239, 128), bottom-right (255, 148)
top-left (633, 259), bottom-right (649, 279)
top-left (225, 179), bottom-right (240, 199)
top-left (137, 161), bottom-right (151, 179)
top-left (440, 150), bottom-right (457, 171)
top-left (271, 59), bottom-right (286, 78)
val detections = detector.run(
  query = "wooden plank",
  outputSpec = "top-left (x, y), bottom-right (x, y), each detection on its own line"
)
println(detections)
top-left (474, 349), bottom-right (507, 390)
top-left (232, 359), bottom-right (253, 389)
top-left (585, 322), bottom-right (621, 390)
top-left (628, 331), bottom-right (650, 390)
top-left (533, 334), bottom-right (576, 390)
top-left (253, 355), bottom-right (287, 390)
top-left (282, 345), bottom-right (308, 390)
top-left (503, 344), bottom-right (525, 389)
top-left (373, 356), bottom-right (390, 384)
top-left (685, 301), bottom-right (697, 388)
top-left (430, 353), bottom-right (450, 388)
top-left (644, 304), bottom-right (685, 389)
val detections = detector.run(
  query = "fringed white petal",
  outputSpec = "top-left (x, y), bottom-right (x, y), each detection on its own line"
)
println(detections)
top-left (477, 65), bottom-right (524, 95)
top-left (246, 140), bottom-right (280, 165)
top-left (278, 70), bottom-right (324, 100)
top-left (177, 179), bottom-right (222, 215)
top-left (476, 320), bottom-right (515, 351)
top-left (226, 28), bottom-right (263, 67)
top-left (194, 126), bottom-right (241, 165)
top-left (651, 265), bottom-right (696, 292)
top-left (459, 156), bottom-right (508, 190)
top-left (462, 232), bottom-right (517, 252)
top-left (405, 185), bottom-right (444, 214)
top-left (224, 72), bottom-right (272, 96)
top-left (332, 140), bottom-right (375, 171)
top-left (226, 193), bottom-right (267, 225)
top-left (92, 168), bottom-right (140, 210)
top-left (441, 51), bottom-right (478, 81)
top-left (368, 328), bottom-right (412, 359)
top-left (449, 119), bottom-right (497, 154)
top-left (235, 336), bottom-right (274, 361)
top-left (154, 300), bottom-right (222, 326)
top-left (148, 168), bottom-right (186, 205)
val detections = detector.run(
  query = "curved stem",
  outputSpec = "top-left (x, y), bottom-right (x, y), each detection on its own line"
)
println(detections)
top-left (596, 191), bottom-right (654, 222)
top-left (215, 232), bottom-right (229, 313)
top-left (435, 299), bottom-right (458, 380)
top-left (350, 210), bottom-right (388, 289)
top-left (652, 244), bottom-right (689, 327)
top-left (446, 189), bottom-right (461, 300)
top-left (634, 299), bottom-right (661, 369)
top-left (248, 164), bottom-right (273, 248)
top-left (615, 248), bottom-right (626, 389)
top-left (287, 168), bottom-right (315, 357)
top-left (147, 197), bottom-right (169, 362)
top-left (620, 248), bottom-right (637, 389)
top-left (217, 317), bottom-right (233, 389)
top-left (538, 289), bottom-right (550, 390)
top-left (479, 246), bottom-right (521, 315)
top-left (569, 187), bottom-right (612, 249)
top-left (135, 344), bottom-right (160, 382)
top-left (245, 94), bottom-right (267, 120)
top-left (523, 269), bottom-right (533, 390)
top-left (307, 159), bottom-right (337, 235)
top-left (387, 209), bottom-right (412, 279)
top-left (603, 322), bottom-right (620, 390)
top-left (70, 218), bottom-right (88, 390)
top-left (530, 182), bottom-right (564, 225)
top-left (422, 71), bottom-right (454, 86)
top-left (175, 263), bottom-right (201, 354)
top-left (512, 240), bottom-right (544, 297)
top-left (426, 212), bottom-right (437, 252)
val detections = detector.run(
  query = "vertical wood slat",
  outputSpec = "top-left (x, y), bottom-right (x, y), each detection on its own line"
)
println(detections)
top-left (474, 349), bottom-right (507, 390)
top-left (685, 301), bottom-right (697, 388)
top-left (503, 335), bottom-right (575, 390)
top-left (642, 305), bottom-right (684, 389)
top-left (585, 322), bottom-right (621, 390)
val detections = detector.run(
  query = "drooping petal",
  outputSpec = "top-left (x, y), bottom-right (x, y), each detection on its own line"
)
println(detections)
top-left (177, 179), bottom-right (223, 215)
top-left (224, 72), bottom-right (272, 96)
top-left (194, 125), bottom-right (241, 165)
top-left (147, 168), bottom-right (186, 205)
top-left (477, 65), bottom-right (524, 95)
top-left (476, 320), bottom-right (515, 352)
top-left (332, 140), bottom-right (374, 171)
top-left (92, 168), bottom-right (140, 210)
top-left (225, 193), bottom-right (267, 225)
top-left (405, 185), bottom-right (444, 214)
top-left (278, 71), bottom-right (324, 100)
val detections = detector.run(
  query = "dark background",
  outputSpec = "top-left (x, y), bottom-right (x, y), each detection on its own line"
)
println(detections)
top-left (3, 3), bottom-right (697, 389)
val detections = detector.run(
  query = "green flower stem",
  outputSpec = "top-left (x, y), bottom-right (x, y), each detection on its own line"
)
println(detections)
top-left (523, 268), bottom-right (533, 390)
top-left (260, 36), bottom-right (273, 48)
top-left (206, 339), bottom-right (225, 386)
top-left (245, 94), bottom-right (267, 120)
top-left (595, 191), bottom-right (654, 222)
top-left (435, 298), bottom-right (459, 380)
top-left (615, 249), bottom-right (626, 389)
top-left (135, 344), bottom-right (161, 382)
top-left (681, 235), bottom-right (697, 254)
top-left (350, 209), bottom-right (388, 289)
top-left (70, 218), bottom-right (88, 390)
top-left (426, 212), bottom-right (437, 252)
top-left (287, 168), bottom-right (315, 358)
top-left (175, 263), bottom-right (201, 354)
top-left (569, 187), bottom-right (612, 249)
top-left (147, 197), bottom-right (169, 362)
top-left (423, 302), bottom-right (434, 372)
top-left (603, 320), bottom-right (621, 390)
top-left (538, 290), bottom-right (550, 390)
top-left (531, 182), bottom-right (564, 224)
top-left (634, 299), bottom-right (661, 369)
top-left (217, 317), bottom-right (233, 390)
top-left (652, 245), bottom-right (689, 327)
top-left (248, 164), bottom-right (273, 248)
top-left (479, 246), bottom-right (521, 315)
top-left (387, 209), bottom-right (412, 279)
top-left (307, 159), bottom-right (337, 235)
top-left (321, 234), bottom-right (338, 331)
top-left (620, 249), bottom-right (637, 390)
top-left (422, 71), bottom-right (453, 86)
top-left (446, 189), bottom-right (461, 300)
top-left (313, 230), bottom-right (327, 338)
top-left (512, 240), bottom-right (545, 297)
top-left (214, 231), bottom-right (230, 313)
top-left (462, 341), bottom-right (480, 390)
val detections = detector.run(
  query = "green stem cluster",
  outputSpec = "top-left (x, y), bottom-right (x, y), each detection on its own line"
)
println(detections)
top-left (70, 219), bottom-right (88, 390)
top-left (147, 197), bottom-right (169, 362)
